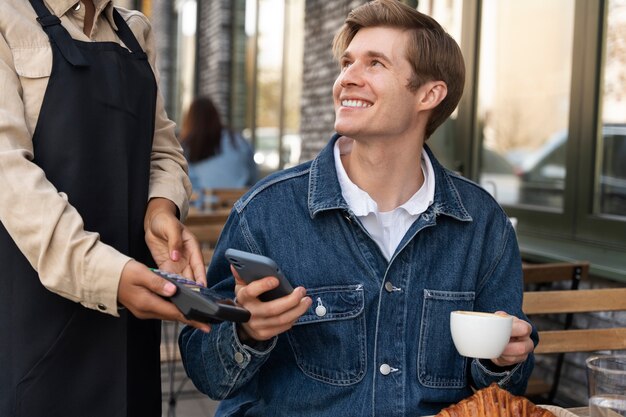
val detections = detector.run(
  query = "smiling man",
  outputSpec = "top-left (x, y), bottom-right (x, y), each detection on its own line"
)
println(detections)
top-left (179, 1), bottom-right (537, 416)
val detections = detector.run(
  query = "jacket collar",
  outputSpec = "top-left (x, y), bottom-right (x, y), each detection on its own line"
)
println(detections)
top-left (307, 134), bottom-right (472, 222)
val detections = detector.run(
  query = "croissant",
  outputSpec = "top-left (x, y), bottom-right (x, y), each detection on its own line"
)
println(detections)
top-left (436, 383), bottom-right (556, 417)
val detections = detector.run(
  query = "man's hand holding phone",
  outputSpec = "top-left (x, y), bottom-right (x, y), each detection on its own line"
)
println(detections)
top-left (226, 249), bottom-right (312, 342)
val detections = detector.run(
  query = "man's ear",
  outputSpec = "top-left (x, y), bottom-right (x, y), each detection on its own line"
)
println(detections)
top-left (417, 81), bottom-right (448, 111)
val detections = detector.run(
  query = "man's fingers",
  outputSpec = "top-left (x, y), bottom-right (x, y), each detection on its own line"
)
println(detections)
top-left (511, 318), bottom-right (532, 338)
top-left (494, 311), bottom-right (531, 338)
top-left (242, 296), bottom-right (312, 340)
top-left (501, 339), bottom-right (531, 357)
top-left (231, 265), bottom-right (246, 286)
top-left (228, 265), bottom-right (311, 341)
top-left (238, 283), bottom-right (307, 318)
top-left (256, 287), bottom-right (308, 316)
top-left (236, 276), bottom-right (280, 302)
top-left (494, 330), bottom-right (535, 366)
top-left (248, 295), bottom-right (312, 326)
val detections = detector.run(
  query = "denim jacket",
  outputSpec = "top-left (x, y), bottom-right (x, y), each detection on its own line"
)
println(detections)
top-left (179, 134), bottom-right (538, 417)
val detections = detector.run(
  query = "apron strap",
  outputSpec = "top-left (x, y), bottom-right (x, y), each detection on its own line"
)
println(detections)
top-left (112, 9), bottom-right (147, 59)
top-left (29, 0), bottom-right (89, 67)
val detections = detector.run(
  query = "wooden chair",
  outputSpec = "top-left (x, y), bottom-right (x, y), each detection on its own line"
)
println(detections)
top-left (161, 213), bottom-right (229, 360)
top-left (521, 261), bottom-right (589, 401)
top-left (184, 211), bottom-right (230, 264)
top-left (160, 210), bottom-right (233, 414)
top-left (523, 286), bottom-right (626, 403)
top-left (524, 288), bottom-right (626, 353)
top-left (523, 261), bottom-right (588, 288)
top-left (160, 320), bottom-right (195, 415)
top-left (203, 187), bottom-right (248, 212)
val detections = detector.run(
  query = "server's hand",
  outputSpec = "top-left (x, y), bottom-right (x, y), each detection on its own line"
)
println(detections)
top-left (144, 197), bottom-right (206, 285)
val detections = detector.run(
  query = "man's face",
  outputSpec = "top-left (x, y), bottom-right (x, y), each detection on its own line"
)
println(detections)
top-left (333, 26), bottom-right (421, 142)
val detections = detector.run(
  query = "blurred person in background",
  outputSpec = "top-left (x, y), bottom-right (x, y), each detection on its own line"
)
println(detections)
top-left (0, 0), bottom-right (208, 416)
top-left (180, 96), bottom-right (257, 209)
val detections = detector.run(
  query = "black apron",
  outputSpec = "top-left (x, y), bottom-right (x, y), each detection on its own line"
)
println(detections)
top-left (0, 2), bottom-right (161, 416)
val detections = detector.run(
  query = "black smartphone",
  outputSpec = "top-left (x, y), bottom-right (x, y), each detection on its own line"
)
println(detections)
top-left (151, 269), bottom-right (250, 324)
top-left (224, 248), bottom-right (294, 302)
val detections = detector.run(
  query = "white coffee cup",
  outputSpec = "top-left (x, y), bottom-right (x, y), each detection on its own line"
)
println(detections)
top-left (450, 311), bottom-right (513, 359)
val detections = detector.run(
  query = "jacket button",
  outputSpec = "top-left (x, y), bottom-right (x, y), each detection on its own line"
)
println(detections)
top-left (315, 305), bottom-right (327, 317)
top-left (234, 351), bottom-right (245, 364)
top-left (384, 282), bottom-right (394, 292)
top-left (379, 364), bottom-right (391, 375)
top-left (97, 304), bottom-right (107, 311)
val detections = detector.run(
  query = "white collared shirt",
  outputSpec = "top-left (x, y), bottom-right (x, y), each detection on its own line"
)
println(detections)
top-left (334, 137), bottom-right (435, 260)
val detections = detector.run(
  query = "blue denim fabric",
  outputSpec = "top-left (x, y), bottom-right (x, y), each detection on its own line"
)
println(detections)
top-left (179, 134), bottom-right (538, 417)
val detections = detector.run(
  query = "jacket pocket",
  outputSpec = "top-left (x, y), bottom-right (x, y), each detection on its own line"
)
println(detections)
top-left (11, 46), bottom-right (52, 78)
top-left (287, 285), bottom-right (366, 385)
top-left (418, 289), bottom-right (475, 388)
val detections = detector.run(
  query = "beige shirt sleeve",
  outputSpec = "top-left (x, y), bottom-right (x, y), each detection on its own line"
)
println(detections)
top-left (0, 1), bottom-right (191, 316)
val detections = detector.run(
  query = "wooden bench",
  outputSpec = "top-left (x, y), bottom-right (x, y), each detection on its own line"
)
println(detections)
top-left (523, 286), bottom-right (626, 403)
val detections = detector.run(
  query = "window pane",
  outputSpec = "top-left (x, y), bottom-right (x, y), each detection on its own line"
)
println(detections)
top-left (418, 0), bottom-right (464, 171)
top-left (244, 0), bottom-right (304, 176)
top-left (247, 0), bottom-right (285, 177)
top-left (477, 0), bottom-right (575, 208)
top-left (176, 0), bottom-right (197, 124)
top-left (281, 0), bottom-right (304, 169)
top-left (596, 0), bottom-right (626, 217)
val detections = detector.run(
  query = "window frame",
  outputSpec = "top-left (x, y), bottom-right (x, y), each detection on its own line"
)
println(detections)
top-left (459, 0), bottom-right (626, 281)
top-left (575, 0), bottom-right (626, 245)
